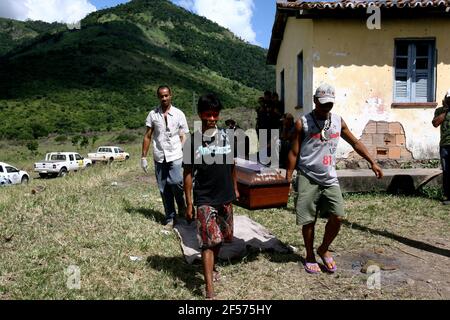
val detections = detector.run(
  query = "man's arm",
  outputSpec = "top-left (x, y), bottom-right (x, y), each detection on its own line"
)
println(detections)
top-left (285, 119), bottom-right (303, 181)
top-left (141, 126), bottom-right (154, 158)
top-left (179, 113), bottom-right (190, 145)
top-left (232, 162), bottom-right (240, 200)
top-left (432, 107), bottom-right (448, 128)
top-left (180, 133), bottom-right (187, 145)
top-left (183, 165), bottom-right (194, 222)
top-left (141, 127), bottom-right (154, 172)
top-left (341, 118), bottom-right (383, 179)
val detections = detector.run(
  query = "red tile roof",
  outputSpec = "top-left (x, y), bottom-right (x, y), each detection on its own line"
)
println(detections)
top-left (279, 0), bottom-right (450, 10)
top-left (267, 0), bottom-right (450, 64)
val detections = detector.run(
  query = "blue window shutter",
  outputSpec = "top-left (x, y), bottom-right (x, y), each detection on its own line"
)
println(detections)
top-left (395, 72), bottom-right (408, 100)
top-left (414, 72), bottom-right (428, 102)
top-left (394, 41), bottom-right (411, 102)
top-left (394, 40), bottom-right (435, 103)
top-left (412, 42), bottom-right (427, 102)
top-left (427, 43), bottom-right (435, 102)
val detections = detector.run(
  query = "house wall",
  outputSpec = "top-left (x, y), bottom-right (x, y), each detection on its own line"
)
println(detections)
top-left (276, 18), bottom-right (314, 118)
top-left (277, 16), bottom-right (450, 159)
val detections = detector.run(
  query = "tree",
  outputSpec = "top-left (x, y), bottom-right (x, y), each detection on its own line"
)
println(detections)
top-left (26, 140), bottom-right (39, 154)
top-left (71, 135), bottom-right (81, 147)
top-left (55, 135), bottom-right (67, 144)
top-left (91, 135), bottom-right (98, 146)
top-left (80, 136), bottom-right (89, 149)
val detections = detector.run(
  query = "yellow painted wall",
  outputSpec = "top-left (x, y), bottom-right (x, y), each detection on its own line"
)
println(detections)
top-left (277, 17), bottom-right (450, 159)
top-left (276, 18), bottom-right (314, 119)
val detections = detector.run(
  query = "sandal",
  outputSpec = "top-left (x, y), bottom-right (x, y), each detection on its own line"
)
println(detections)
top-left (304, 262), bottom-right (321, 274)
top-left (318, 254), bottom-right (337, 273)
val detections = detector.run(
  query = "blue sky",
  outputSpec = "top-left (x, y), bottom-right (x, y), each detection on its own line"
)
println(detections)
top-left (251, 0), bottom-right (278, 48)
top-left (0, 0), bottom-right (278, 48)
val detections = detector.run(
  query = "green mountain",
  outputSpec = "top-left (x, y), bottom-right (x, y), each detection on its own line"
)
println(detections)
top-left (0, 18), bottom-right (66, 56)
top-left (0, 0), bottom-right (275, 140)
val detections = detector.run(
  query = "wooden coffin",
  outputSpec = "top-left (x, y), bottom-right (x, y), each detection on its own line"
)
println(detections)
top-left (234, 158), bottom-right (290, 210)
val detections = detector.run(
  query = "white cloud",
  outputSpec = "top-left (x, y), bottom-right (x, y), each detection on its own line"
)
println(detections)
top-left (174, 0), bottom-right (258, 45)
top-left (0, 0), bottom-right (97, 24)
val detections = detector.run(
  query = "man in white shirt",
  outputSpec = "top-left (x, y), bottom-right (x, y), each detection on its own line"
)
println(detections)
top-left (141, 85), bottom-right (190, 226)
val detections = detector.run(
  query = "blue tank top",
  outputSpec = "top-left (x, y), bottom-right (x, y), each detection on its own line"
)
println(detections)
top-left (296, 112), bottom-right (342, 186)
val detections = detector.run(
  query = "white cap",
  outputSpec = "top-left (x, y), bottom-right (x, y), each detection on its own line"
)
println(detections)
top-left (314, 83), bottom-right (335, 104)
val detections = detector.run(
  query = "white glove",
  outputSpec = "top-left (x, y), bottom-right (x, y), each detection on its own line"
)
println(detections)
top-left (141, 158), bottom-right (148, 173)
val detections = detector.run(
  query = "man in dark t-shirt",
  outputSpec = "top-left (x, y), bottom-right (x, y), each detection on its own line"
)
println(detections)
top-left (183, 93), bottom-right (239, 300)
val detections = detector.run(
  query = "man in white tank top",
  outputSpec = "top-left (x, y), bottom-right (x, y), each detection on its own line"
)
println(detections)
top-left (286, 83), bottom-right (383, 274)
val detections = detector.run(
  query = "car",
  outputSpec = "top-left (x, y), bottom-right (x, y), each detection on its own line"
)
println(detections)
top-left (0, 176), bottom-right (12, 186)
top-left (87, 146), bottom-right (130, 164)
top-left (0, 162), bottom-right (30, 185)
top-left (34, 152), bottom-right (92, 178)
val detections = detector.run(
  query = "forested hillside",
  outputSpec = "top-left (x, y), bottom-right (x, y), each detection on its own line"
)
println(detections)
top-left (0, 0), bottom-right (274, 140)
top-left (0, 18), bottom-right (66, 56)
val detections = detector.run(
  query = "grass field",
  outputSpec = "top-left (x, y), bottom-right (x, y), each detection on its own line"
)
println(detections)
top-left (0, 136), bottom-right (449, 300)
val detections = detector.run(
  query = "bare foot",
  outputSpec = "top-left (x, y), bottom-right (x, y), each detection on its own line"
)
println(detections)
top-left (205, 291), bottom-right (216, 300)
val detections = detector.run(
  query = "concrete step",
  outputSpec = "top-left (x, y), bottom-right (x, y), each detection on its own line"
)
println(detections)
top-left (337, 169), bottom-right (442, 193)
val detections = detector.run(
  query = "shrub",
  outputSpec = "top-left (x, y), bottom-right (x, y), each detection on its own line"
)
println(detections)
top-left (115, 132), bottom-right (137, 143)
top-left (79, 136), bottom-right (89, 149)
top-left (26, 140), bottom-right (39, 153)
top-left (91, 135), bottom-right (98, 146)
top-left (55, 135), bottom-right (68, 144)
top-left (71, 135), bottom-right (82, 146)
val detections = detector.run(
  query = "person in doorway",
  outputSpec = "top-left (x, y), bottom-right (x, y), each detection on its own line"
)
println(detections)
top-left (279, 113), bottom-right (295, 169)
top-left (271, 92), bottom-right (284, 120)
top-left (286, 83), bottom-right (383, 274)
top-left (225, 119), bottom-right (250, 159)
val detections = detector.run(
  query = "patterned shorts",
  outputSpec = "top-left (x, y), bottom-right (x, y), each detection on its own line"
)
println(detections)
top-left (196, 203), bottom-right (234, 249)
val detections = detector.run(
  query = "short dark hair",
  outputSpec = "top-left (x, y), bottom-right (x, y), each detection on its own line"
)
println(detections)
top-left (156, 85), bottom-right (171, 96)
top-left (197, 93), bottom-right (222, 114)
top-left (264, 90), bottom-right (272, 97)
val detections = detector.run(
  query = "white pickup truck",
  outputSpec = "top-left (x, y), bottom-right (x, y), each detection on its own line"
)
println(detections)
top-left (34, 152), bottom-right (92, 178)
top-left (87, 146), bottom-right (130, 164)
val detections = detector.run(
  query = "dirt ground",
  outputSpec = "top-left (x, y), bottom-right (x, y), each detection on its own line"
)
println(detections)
top-left (337, 237), bottom-right (450, 299)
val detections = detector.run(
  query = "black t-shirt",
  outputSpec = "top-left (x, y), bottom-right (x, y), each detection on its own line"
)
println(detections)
top-left (183, 128), bottom-right (236, 206)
